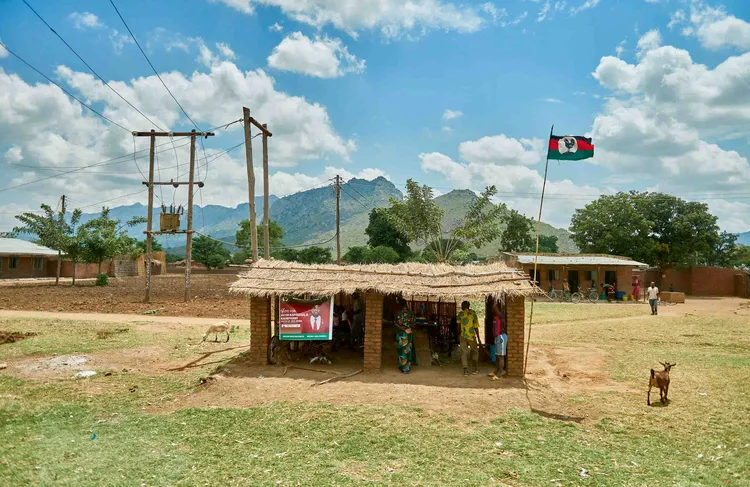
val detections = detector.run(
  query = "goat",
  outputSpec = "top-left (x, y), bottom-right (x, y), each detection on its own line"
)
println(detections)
top-left (647, 362), bottom-right (675, 405)
top-left (202, 321), bottom-right (230, 343)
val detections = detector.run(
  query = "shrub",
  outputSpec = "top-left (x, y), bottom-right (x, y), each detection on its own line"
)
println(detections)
top-left (95, 273), bottom-right (109, 286)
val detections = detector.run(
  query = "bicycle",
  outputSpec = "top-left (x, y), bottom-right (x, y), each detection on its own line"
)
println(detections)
top-left (572, 287), bottom-right (599, 304)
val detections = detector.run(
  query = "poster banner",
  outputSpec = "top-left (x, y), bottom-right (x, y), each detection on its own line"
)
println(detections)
top-left (279, 296), bottom-right (334, 341)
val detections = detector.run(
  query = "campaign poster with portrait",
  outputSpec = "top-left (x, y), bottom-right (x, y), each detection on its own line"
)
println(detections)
top-left (279, 296), bottom-right (334, 341)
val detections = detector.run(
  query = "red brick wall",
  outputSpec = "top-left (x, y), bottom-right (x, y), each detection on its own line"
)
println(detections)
top-left (0, 256), bottom-right (48, 279)
top-left (691, 267), bottom-right (743, 296)
top-left (363, 293), bottom-right (384, 373)
top-left (247, 296), bottom-right (271, 365)
top-left (506, 296), bottom-right (525, 378)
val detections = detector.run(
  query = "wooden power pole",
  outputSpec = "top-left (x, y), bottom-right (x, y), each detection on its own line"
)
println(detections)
top-left (335, 175), bottom-right (341, 265)
top-left (243, 107), bottom-right (258, 262)
top-left (184, 130), bottom-right (197, 301)
top-left (137, 130), bottom-right (214, 303)
top-left (262, 123), bottom-right (270, 260)
top-left (144, 130), bottom-right (156, 303)
top-left (55, 194), bottom-right (65, 286)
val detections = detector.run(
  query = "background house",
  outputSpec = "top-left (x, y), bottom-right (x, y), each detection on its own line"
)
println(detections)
top-left (0, 237), bottom-right (58, 279)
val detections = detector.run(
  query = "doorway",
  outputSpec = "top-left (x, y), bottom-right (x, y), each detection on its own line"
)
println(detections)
top-left (567, 270), bottom-right (580, 293)
top-left (605, 270), bottom-right (617, 286)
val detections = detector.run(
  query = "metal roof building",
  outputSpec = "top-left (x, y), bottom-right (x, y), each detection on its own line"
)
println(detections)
top-left (0, 238), bottom-right (58, 257)
top-left (508, 253), bottom-right (648, 268)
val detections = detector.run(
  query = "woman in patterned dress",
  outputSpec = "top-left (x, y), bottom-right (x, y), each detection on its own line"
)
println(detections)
top-left (394, 298), bottom-right (417, 374)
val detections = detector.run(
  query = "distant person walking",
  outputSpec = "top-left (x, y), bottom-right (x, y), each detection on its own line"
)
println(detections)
top-left (457, 301), bottom-right (481, 376)
top-left (647, 282), bottom-right (660, 315)
top-left (632, 277), bottom-right (640, 303)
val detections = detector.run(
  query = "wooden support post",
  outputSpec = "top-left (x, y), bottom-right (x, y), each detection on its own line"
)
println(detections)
top-left (184, 130), bottom-right (196, 302)
top-left (262, 123), bottom-right (270, 260)
top-left (243, 107), bottom-right (258, 262)
top-left (144, 130), bottom-right (155, 303)
top-left (335, 175), bottom-right (341, 265)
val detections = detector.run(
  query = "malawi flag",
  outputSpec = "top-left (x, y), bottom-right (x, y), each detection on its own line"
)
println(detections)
top-left (547, 135), bottom-right (594, 161)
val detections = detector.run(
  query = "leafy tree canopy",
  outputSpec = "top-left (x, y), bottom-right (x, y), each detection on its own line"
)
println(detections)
top-left (193, 235), bottom-right (231, 270)
top-left (365, 208), bottom-right (411, 260)
top-left (570, 192), bottom-right (728, 270)
top-left (273, 246), bottom-right (332, 265)
top-left (236, 220), bottom-right (283, 255)
top-left (502, 210), bottom-right (534, 252)
top-left (538, 235), bottom-right (559, 253)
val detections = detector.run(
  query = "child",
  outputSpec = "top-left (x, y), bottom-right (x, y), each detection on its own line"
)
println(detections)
top-left (489, 308), bottom-right (507, 379)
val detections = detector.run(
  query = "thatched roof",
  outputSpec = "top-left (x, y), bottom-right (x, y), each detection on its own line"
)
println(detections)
top-left (230, 259), bottom-right (537, 301)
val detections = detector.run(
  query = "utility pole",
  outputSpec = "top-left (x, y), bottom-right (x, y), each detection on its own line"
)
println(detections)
top-left (335, 175), bottom-right (341, 265)
top-left (137, 130), bottom-right (213, 303)
top-left (243, 107), bottom-right (258, 262)
top-left (262, 123), bottom-right (270, 260)
top-left (55, 194), bottom-right (65, 286)
top-left (144, 129), bottom-right (156, 303)
top-left (184, 130), bottom-right (196, 302)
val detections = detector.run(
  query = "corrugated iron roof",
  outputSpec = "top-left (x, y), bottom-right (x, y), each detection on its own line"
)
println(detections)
top-left (514, 254), bottom-right (648, 267)
top-left (0, 238), bottom-right (58, 257)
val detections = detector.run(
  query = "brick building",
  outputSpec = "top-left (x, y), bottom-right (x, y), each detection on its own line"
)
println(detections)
top-left (231, 259), bottom-right (537, 378)
top-left (645, 267), bottom-right (749, 298)
top-left (498, 252), bottom-right (648, 295)
top-left (0, 238), bottom-right (58, 279)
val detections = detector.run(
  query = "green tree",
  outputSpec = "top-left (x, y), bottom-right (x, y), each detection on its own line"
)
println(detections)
top-left (570, 192), bottom-right (725, 275)
top-left (342, 246), bottom-right (371, 264)
top-left (367, 245), bottom-right (400, 264)
top-left (365, 208), bottom-right (410, 260)
top-left (192, 235), bottom-right (231, 270)
top-left (297, 246), bottom-right (332, 264)
top-left (705, 231), bottom-right (739, 267)
top-left (236, 220), bottom-right (283, 257)
top-left (537, 235), bottom-right (559, 253)
top-left (502, 210), bottom-right (534, 252)
top-left (14, 202), bottom-right (71, 285)
top-left (731, 244), bottom-right (750, 270)
top-left (134, 239), bottom-right (164, 255)
top-left (389, 180), bottom-right (505, 262)
top-left (81, 208), bottom-right (145, 276)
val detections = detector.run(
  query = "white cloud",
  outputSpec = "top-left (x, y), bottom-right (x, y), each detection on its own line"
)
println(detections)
top-left (458, 134), bottom-right (545, 166)
top-left (110, 30), bottom-right (134, 54)
top-left (537, 1), bottom-right (551, 22)
top-left (215, 42), bottom-right (237, 60)
top-left (572, 0), bottom-right (601, 15)
top-left (269, 22), bottom-right (284, 32)
top-left (538, 97), bottom-right (562, 103)
top-left (266, 166), bottom-right (387, 198)
top-left (670, 1), bottom-right (750, 51)
top-left (441, 126), bottom-right (453, 132)
top-left (442, 109), bottom-right (463, 120)
top-left (210, 0), bottom-right (498, 38)
top-left (195, 40), bottom-right (238, 67)
top-left (69, 12), bottom-right (103, 30)
top-left (267, 32), bottom-right (365, 78)
top-left (636, 29), bottom-right (661, 56)
top-left (615, 40), bottom-right (626, 59)
top-left (0, 58), bottom-right (356, 221)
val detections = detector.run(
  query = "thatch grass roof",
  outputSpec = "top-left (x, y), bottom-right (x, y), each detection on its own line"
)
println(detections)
top-left (230, 259), bottom-right (537, 301)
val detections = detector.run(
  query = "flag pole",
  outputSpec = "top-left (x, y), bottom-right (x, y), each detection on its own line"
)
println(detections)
top-left (524, 124), bottom-right (553, 377)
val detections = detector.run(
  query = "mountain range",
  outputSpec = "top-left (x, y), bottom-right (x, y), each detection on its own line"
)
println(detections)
top-left (17, 177), bottom-right (580, 256)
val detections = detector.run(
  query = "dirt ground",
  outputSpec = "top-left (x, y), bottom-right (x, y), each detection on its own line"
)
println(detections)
top-left (1, 297), bottom-right (747, 421)
top-left (0, 273), bottom-right (250, 318)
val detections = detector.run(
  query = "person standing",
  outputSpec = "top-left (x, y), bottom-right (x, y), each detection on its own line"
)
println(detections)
top-left (632, 277), bottom-right (640, 303)
top-left (351, 292), bottom-right (364, 348)
top-left (394, 298), bottom-right (417, 374)
top-left (647, 282), bottom-right (660, 315)
top-left (488, 308), bottom-right (507, 379)
top-left (457, 301), bottom-right (481, 376)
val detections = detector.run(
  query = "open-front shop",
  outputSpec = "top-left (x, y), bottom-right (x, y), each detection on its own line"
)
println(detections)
top-left (230, 259), bottom-right (536, 378)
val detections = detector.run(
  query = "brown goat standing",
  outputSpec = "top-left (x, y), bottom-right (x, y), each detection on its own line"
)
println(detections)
top-left (647, 362), bottom-right (675, 405)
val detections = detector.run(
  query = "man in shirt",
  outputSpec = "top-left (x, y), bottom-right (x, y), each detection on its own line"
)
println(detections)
top-left (647, 282), bottom-right (660, 315)
top-left (457, 301), bottom-right (481, 376)
top-left (309, 304), bottom-right (322, 331)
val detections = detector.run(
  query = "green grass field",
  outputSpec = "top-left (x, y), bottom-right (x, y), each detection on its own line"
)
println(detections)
top-left (1, 302), bottom-right (749, 486)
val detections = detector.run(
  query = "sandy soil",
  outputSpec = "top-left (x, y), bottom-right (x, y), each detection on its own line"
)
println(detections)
top-left (0, 274), bottom-right (249, 318)
top-left (2, 297), bottom-right (745, 421)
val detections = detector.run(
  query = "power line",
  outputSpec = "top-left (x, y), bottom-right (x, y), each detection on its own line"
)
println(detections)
top-left (109, 0), bottom-right (201, 130)
top-left (0, 39), bottom-right (130, 133)
top-left (340, 185), bottom-right (372, 211)
top-left (73, 189), bottom-right (148, 211)
top-left (21, 0), bottom-right (165, 131)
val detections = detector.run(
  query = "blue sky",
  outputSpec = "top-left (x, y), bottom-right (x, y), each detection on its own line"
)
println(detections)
top-left (1, 0), bottom-right (750, 232)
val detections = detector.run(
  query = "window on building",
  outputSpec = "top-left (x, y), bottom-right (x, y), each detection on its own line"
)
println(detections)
top-left (584, 270), bottom-right (599, 282)
top-left (9, 257), bottom-right (19, 269)
top-left (547, 269), bottom-right (559, 281)
top-left (32, 257), bottom-right (44, 270)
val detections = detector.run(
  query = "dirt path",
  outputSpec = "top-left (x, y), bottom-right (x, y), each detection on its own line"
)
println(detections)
top-left (0, 309), bottom-right (250, 327)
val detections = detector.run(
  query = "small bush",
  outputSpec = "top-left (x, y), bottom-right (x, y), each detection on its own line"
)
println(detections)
top-left (95, 274), bottom-right (109, 286)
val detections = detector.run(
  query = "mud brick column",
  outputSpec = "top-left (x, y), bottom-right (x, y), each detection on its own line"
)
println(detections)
top-left (247, 296), bottom-right (271, 365)
top-left (505, 296), bottom-right (526, 378)
top-left (363, 292), bottom-right (384, 373)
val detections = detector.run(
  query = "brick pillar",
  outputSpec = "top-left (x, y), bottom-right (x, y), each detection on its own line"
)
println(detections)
top-left (363, 292), bottom-right (384, 373)
top-left (247, 296), bottom-right (271, 365)
top-left (505, 296), bottom-right (525, 378)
